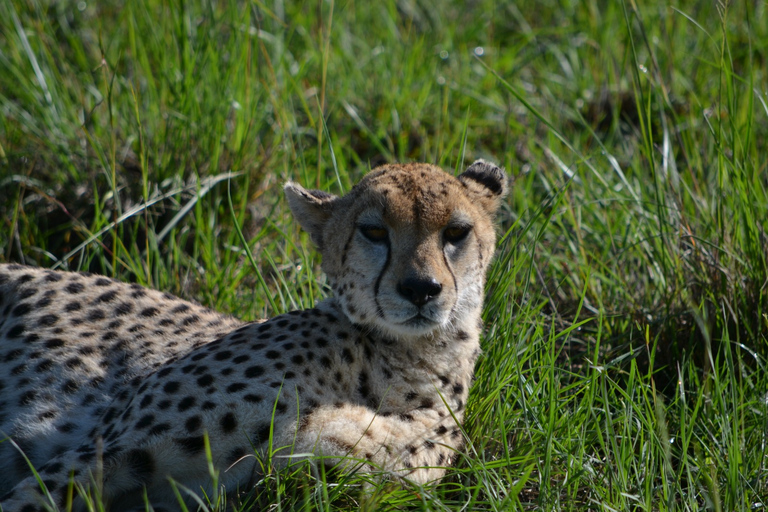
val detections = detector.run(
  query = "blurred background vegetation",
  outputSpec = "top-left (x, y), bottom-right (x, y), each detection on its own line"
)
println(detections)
top-left (1, 0), bottom-right (767, 509)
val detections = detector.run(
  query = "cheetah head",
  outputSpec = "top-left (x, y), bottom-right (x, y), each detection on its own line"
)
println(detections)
top-left (285, 160), bottom-right (508, 339)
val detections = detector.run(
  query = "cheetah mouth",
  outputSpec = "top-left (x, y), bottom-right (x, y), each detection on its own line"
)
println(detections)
top-left (402, 314), bottom-right (439, 329)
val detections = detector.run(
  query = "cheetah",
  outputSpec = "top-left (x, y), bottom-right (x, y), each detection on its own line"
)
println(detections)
top-left (0, 160), bottom-right (508, 511)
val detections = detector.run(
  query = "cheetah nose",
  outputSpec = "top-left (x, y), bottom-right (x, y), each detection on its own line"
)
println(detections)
top-left (397, 277), bottom-right (442, 307)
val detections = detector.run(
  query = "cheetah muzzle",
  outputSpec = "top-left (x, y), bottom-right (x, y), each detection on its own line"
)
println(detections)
top-left (0, 160), bottom-right (508, 512)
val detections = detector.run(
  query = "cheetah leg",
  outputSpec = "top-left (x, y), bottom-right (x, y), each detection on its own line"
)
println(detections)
top-left (0, 449), bottom-right (96, 512)
top-left (294, 404), bottom-right (458, 485)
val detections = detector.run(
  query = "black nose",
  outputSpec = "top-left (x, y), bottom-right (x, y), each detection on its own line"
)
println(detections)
top-left (397, 277), bottom-right (442, 307)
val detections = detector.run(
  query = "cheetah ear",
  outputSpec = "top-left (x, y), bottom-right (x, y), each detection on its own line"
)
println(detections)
top-left (458, 159), bottom-right (509, 214)
top-left (284, 182), bottom-right (338, 249)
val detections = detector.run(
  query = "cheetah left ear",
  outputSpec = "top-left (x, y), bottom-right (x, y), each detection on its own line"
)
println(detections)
top-left (458, 159), bottom-right (509, 214)
top-left (284, 182), bottom-right (339, 249)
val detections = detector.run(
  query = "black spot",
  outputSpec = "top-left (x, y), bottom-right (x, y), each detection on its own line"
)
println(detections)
top-left (8, 324), bottom-right (25, 338)
top-left (197, 374), bottom-right (214, 387)
top-left (202, 401), bottom-right (216, 410)
top-left (185, 416), bottom-right (202, 432)
top-left (163, 381), bottom-right (180, 393)
top-left (65, 282), bottom-right (84, 294)
top-left (38, 314), bottom-right (58, 326)
top-left (232, 355), bottom-right (250, 364)
top-left (171, 304), bottom-right (190, 314)
top-left (19, 390), bottom-right (37, 405)
top-left (78, 451), bottom-right (94, 463)
top-left (45, 338), bottom-right (65, 349)
top-left (178, 396), bottom-right (196, 411)
top-left (140, 307), bottom-right (159, 317)
top-left (55, 422), bottom-right (74, 434)
top-left (148, 423), bottom-right (171, 436)
top-left (62, 379), bottom-right (79, 394)
top-left (244, 366), bottom-right (265, 378)
top-left (214, 350), bottom-right (232, 361)
top-left (341, 348), bottom-right (354, 364)
top-left (419, 399), bottom-right (434, 409)
top-left (265, 350), bottom-right (280, 360)
top-left (101, 331), bottom-right (117, 341)
top-left (244, 394), bottom-right (262, 403)
top-left (41, 478), bottom-right (58, 491)
top-left (140, 394), bottom-right (154, 409)
top-left (220, 412), bottom-right (238, 433)
top-left (135, 414), bottom-right (155, 429)
top-left (35, 359), bottom-right (54, 373)
top-left (405, 392), bottom-right (418, 401)
top-left (452, 383), bottom-right (464, 395)
top-left (12, 303), bottom-right (31, 316)
top-left (64, 301), bottom-right (82, 312)
top-left (254, 423), bottom-right (271, 442)
top-left (87, 309), bottom-right (106, 322)
top-left (103, 407), bottom-right (118, 423)
top-left (115, 302), bottom-right (133, 315)
top-left (227, 446), bottom-right (249, 465)
top-left (3, 349), bottom-right (23, 362)
top-left (44, 272), bottom-right (63, 282)
top-left (316, 338), bottom-right (328, 348)
top-left (277, 319), bottom-right (289, 328)
top-left (435, 426), bottom-right (448, 436)
top-left (320, 356), bottom-right (332, 368)
top-left (157, 400), bottom-right (172, 410)
top-left (94, 277), bottom-right (112, 287)
top-left (176, 436), bottom-right (205, 454)
top-left (95, 290), bottom-right (118, 303)
top-left (227, 383), bottom-right (247, 393)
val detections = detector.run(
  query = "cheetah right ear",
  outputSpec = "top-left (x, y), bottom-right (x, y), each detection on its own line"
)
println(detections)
top-left (457, 160), bottom-right (509, 215)
top-left (284, 182), bottom-right (339, 249)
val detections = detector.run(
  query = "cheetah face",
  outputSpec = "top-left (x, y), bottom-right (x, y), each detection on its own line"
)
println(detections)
top-left (285, 160), bottom-right (508, 339)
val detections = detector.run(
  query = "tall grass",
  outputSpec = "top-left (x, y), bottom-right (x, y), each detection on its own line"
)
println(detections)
top-left (1, 0), bottom-right (766, 509)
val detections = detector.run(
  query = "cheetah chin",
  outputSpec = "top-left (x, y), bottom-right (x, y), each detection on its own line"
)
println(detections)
top-left (0, 159), bottom-right (508, 512)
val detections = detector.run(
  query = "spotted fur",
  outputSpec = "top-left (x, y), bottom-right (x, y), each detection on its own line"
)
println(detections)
top-left (0, 160), bottom-right (508, 511)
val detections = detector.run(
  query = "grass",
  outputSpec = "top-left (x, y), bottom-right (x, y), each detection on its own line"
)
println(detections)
top-left (1, 0), bottom-right (767, 509)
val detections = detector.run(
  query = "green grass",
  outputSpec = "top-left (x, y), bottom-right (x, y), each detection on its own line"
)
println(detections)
top-left (1, 0), bottom-right (767, 510)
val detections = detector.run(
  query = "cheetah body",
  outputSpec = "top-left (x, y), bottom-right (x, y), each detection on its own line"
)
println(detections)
top-left (0, 161), bottom-right (508, 511)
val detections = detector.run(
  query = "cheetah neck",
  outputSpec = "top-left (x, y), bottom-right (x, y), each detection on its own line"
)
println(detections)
top-left (323, 297), bottom-right (482, 387)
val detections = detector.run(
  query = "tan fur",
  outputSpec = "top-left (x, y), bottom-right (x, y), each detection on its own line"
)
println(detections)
top-left (0, 160), bottom-right (507, 511)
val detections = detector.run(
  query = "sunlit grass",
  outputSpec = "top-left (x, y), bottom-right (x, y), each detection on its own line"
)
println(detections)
top-left (1, 0), bottom-right (766, 509)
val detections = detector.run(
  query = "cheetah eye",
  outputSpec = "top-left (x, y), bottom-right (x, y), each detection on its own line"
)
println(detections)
top-left (359, 225), bottom-right (388, 243)
top-left (443, 224), bottom-right (472, 245)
